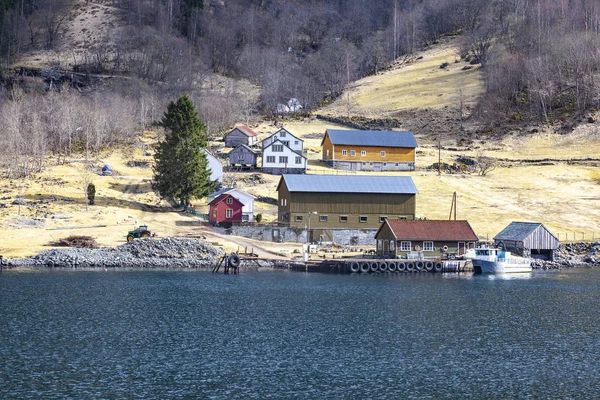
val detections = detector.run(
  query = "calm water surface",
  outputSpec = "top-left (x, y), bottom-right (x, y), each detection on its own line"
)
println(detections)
top-left (1, 268), bottom-right (600, 399)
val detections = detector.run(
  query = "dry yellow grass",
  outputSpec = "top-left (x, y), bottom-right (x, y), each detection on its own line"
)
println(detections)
top-left (4, 34), bottom-right (600, 259)
top-left (2, 120), bottom-right (599, 258)
top-left (321, 38), bottom-right (484, 117)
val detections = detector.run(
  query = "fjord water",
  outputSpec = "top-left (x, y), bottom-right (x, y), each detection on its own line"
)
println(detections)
top-left (1, 269), bottom-right (599, 399)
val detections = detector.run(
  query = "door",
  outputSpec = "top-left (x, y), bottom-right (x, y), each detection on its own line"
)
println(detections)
top-left (383, 240), bottom-right (389, 256)
top-left (458, 242), bottom-right (466, 255)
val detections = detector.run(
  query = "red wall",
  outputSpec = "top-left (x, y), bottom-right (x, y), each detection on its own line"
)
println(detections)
top-left (209, 197), bottom-right (243, 224)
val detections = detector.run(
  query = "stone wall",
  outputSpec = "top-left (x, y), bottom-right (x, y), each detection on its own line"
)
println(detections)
top-left (261, 167), bottom-right (305, 175)
top-left (231, 225), bottom-right (307, 243)
top-left (331, 229), bottom-right (377, 246)
top-left (230, 226), bottom-right (377, 246)
top-left (325, 160), bottom-right (414, 171)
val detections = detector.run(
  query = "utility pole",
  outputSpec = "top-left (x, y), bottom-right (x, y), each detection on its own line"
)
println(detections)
top-left (346, 49), bottom-right (351, 119)
top-left (438, 137), bottom-right (441, 176)
top-left (449, 192), bottom-right (457, 221)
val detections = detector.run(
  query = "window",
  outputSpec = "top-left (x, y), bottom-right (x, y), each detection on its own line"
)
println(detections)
top-left (295, 156), bottom-right (302, 164)
top-left (281, 198), bottom-right (287, 206)
top-left (398, 216), bottom-right (408, 220)
top-left (294, 140), bottom-right (299, 145)
top-left (280, 131), bottom-right (286, 137)
top-left (379, 216), bottom-right (387, 223)
top-left (383, 163), bottom-right (387, 166)
top-left (400, 241), bottom-right (411, 251)
top-left (342, 150), bottom-right (347, 156)
top-left (395, 163), bottom-right (399, 166)
top-left (361, 150), bottom-right (366, 156)
top-left (350, 150), bottom-right (356, 156)
top-left (319, 215), bottom-right (328, 222)
top-left (340, 215), bottom-right (348, 223)
top-left (273, 145), bottom-right (283, 152)
top-left (282, 141), bottom-right (290, 147)
top-left (326, 150), bottom-right (330, 157)
top-left (266, 156), bottom-right (275, 163)
top-left (423, 241), bottom-right (434, 251)
top-left (279, 156), bottom-right (288, 164)
top-left (295, 215), bottom-right (303, 222)
top-left (359, 216), bottom-right (368, 223)
top-left (226, 197), bottom-right (233, 204)
top-left (213, 209), bottom-right (217, 217)
top-left (380, 151), bottom-right (386, 157)
top-left (226, 209), bottom-right (233, 218)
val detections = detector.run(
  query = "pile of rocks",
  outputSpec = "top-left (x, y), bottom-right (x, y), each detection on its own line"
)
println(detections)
top-left (555, 242), bottom-right (600, 267)
top-left (9, 238), bottom-right (225, 269)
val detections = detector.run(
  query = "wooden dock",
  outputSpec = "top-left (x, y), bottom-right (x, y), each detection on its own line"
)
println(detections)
top-left (275, 258), bottom-right (473, 274)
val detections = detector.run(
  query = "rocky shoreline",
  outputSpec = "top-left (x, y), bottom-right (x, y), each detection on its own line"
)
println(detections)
top-left (2, 239), bottom-right (598, 271)
top-left (534, 242), bottom-right (600, 269)
top-left (4, 238), bottom-right (230, 270)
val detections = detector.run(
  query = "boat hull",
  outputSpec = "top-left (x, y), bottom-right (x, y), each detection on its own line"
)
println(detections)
top-left (473, 259), bottom-right (532, 274)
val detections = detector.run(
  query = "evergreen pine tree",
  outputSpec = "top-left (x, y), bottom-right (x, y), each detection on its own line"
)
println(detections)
top-left (153, 94), bottom-right (214, 206)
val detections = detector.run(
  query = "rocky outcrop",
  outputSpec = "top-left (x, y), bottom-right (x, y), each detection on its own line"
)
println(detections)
top-left (7, 238), bottom-right (226, 269)
top-left (534, 242), bottom-right (600, 269)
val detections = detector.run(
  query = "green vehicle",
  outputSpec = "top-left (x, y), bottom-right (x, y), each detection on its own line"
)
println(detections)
top-left (126, 225), bottom-right (151, 242)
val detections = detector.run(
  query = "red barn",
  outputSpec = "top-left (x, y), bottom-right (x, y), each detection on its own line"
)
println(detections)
top-left (208, 194), bottom-right (244, 226)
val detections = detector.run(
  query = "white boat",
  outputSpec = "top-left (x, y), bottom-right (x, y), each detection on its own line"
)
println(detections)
top-left (465, 248), bottom-right (532, 274)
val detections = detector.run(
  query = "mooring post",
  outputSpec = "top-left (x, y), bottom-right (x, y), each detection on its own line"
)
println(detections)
top-left (0, 255), bottom-right (3, 273)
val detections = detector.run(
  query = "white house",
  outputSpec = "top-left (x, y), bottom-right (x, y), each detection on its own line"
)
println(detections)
top-left (261, 139), bottom-right (306, 175)
top-left (262, 128), bottom-right (304, 153)
top-left (207, 187), bottom-right (256, 222)
top-left (201, 149), bottom-right (223, 183)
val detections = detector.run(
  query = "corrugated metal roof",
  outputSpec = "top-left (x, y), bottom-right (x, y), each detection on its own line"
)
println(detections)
top-left (383, 220), bottom-right (478, 241)
top-left (325, 129), bottom-right (417, 148)
top-left (494, 222), bottom-right (543, 241)
top-left (280, 175), bottom-right (418, 194)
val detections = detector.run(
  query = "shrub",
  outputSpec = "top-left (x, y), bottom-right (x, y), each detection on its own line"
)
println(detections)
top-left (87, 183), bottom-right (96, 205)
top-left (255, 213), bottom-right (263, 223)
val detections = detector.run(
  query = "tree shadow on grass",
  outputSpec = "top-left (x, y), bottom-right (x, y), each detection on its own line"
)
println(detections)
top-left (23, 194), bottom-right (168, 212)
top-left (108, 181), bottom-right (154, 194)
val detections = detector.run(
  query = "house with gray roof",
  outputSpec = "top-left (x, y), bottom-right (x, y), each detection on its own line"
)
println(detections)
top-left (277, 174), bottom-right (417, 242)
top-left (262, 128), bottom-right (304, 153)
top-left (321, 129), bottom-right (417, 171)
top-left (494, 222), bottom-right (559, 260)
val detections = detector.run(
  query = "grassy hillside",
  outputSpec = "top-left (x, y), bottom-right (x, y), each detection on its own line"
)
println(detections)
top-left (321, 39), bottom-right (484, 118)
top-left (2, 37), bottom-right (600, 259)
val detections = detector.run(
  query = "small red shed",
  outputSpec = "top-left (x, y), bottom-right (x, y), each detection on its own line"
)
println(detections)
top-left (208, 194), bottom-right (244, 226)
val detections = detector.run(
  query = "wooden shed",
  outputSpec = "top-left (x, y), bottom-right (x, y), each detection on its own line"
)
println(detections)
top-left (494, 222), bottom-right (559, 260)
top-left (375, 220), bottom-right (479, 258)
top-left (224, 125), bottom-right (258, 148)
top-left (229, 144), bottom-right (258, 169)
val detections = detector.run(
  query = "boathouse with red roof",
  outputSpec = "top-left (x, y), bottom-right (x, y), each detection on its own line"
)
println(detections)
top-left (374, 219), bottom-right (479, 258)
